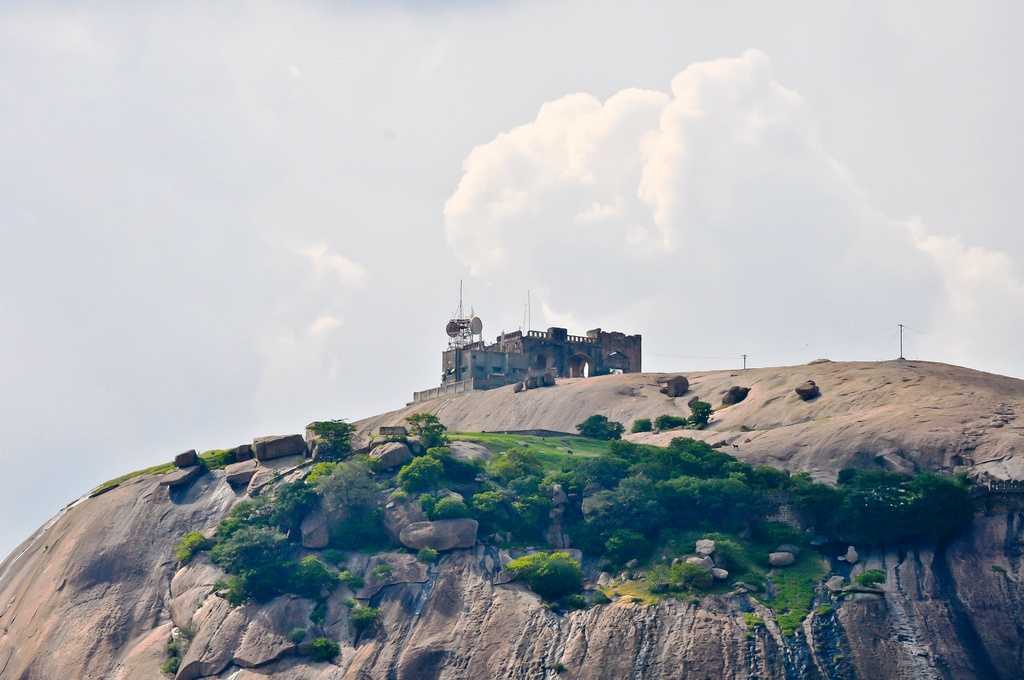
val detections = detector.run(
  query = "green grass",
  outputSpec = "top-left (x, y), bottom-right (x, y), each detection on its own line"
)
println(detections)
top-left (199, 449), bottom-right (235, 470)
top-left (757, 551), bottom-right (828, 635)
top-left (448, 432), bottom-right (610, 471)
top-left (90, 461), bottom-right (177, 496)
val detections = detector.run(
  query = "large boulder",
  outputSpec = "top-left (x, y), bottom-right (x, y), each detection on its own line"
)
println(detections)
top-left (369, 441), bottom-right (412, 470)
top-left (826, 575), bottom-right (846, 592)
top-left (685, 556), bottom-right (713, 571)
top-left (695, 539), bottom-right (716, 557)
top-left (356, 553), bottom-right (429, 599)
top-left (175, 450), bottom-right (198, 468)
top-left (768, 551), bottom-right (796, 567)
top-left (795, 380), bottom-right (821, 401)
top-left (659, 375), bottom-right (689, 397)
top-left (384, 494), bottom-right (429, 542)
top-left (844, 545), bottom-right (859, 564)
top-left (448, 440), bottom-right (492, 462)
top-left (300, 508), bottom-right (329, 549)
top-left (224, 460), bottom-right (258, 488)
top-left (721, 386), bottom-right (750, 405)
top-left (159, 465), bottom-right (204, 488)
top-left (399, 519), bottom-right (478, 552)
top-left (711, 567), bottom-right (729, 581)
top-left (229, 443), bottom-right (253, 461)
top-left (252, 434), bottom-right (307, 462)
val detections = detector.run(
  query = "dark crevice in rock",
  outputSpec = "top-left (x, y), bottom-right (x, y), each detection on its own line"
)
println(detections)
top-left (930, 541), bottom-right (1002, 680)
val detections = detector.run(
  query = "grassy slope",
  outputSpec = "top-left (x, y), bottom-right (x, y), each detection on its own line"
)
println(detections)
top-left (448, 432), bottom-right (609, 470)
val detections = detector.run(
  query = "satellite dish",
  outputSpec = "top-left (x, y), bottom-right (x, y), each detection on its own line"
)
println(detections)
top-left (470, 316), bottom-right (483, 335)
top-left (446, 320), bottom-right (460, 337)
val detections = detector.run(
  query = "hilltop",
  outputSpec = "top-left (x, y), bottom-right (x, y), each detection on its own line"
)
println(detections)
top-left (358, 359), bottom-right (1024, 482)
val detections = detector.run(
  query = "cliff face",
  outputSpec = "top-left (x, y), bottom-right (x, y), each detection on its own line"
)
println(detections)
top-left (1, 360), bottom-right (1023, 680)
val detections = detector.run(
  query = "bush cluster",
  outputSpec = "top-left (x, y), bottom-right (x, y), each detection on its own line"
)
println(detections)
top-left (576, 415), bottom-right (625, 440)
top-left (308, 420), bottom-right (355, 461)
top-left (505, 551), bottom-right (583, 601)
top-left (406, 413), bottom-right (448, 449)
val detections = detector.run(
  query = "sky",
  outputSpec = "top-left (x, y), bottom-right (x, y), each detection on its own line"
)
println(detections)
top-left (1, 0), bottom-right (1021, 557)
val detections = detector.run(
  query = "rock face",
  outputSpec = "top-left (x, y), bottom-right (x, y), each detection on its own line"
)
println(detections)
top-left (252, 434), bottom-right (307, 461)
top-left (175, 449), bottom-right (198, 467)
top-left (299, 508), bottom-right (329, 549)
top-left (768, 551), bottom-right (796, 567)
top-left (659, 375), bottom-right (690, 397)
top-left (369, 441), bottom-right (412, 469)
top-left (399, 519), bottom-right (478, 551)
top-left (5, 360), bottom-right (1024, 679)
top-left (795, 380), bottom-right (821, 400)
top-left (159, 465), bottom-right (204, 488)
top-left (695, 539), bottom-right (716, 556)
top-left (722, 386), bottom-right (750, 405)
top-left (224, 460), bottom-right (258, 487)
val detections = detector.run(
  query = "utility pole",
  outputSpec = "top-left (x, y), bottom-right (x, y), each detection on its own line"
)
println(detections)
top-left (898, 323), bottom-right (904, 359)
top-left (742, 353), bottom-right (747, 370)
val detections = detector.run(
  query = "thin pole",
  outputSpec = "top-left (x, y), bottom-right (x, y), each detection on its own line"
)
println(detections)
top-left (899, 323), bottom-right (904, 359)
top-left (742, 353), bottom-right (747, 370)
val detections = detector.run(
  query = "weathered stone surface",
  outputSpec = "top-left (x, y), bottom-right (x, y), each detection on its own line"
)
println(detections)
top-left (399, 519), bottom-right (478, 551)
top-left (768, 551), bottom-right (796, 567)
top-left (721, 386), bottom-right (750, 405)
top-left (845, 545), bottom-right (859, 564)
top-left (659, 375), bottom-right (689, 397)
top-left (369, 441), bottom-right (412, 469)
top-left (252, 434), bottom-right (307, 462)
top-left (230, 443), bottom-right (253, 461)
top-left (300, 508), bottom-right (329, 549)
top-left (384, 494), bottom-right (428, 542)
top-left (233, 596), bottom-right (313, 668)
top-left (711, 567), bottom-right (729, 580)
top-left (168, 556), bottom-right (223, 630)
top-left (356, 552), bottom-right (429, 599)
top-left (695, 539), bottom-right (715, 556)
top-left (776, 543), bottom-right (801, 556)
top-left (685, 556), bottom-right (713, 570)
top-left (175, 450), bottom-right (198, 468)
top-left (224, 460), bottom-right (258, 487)
top-left (826, 575), bottom-right (846, 592)
top-left (448, 440), bottom-right (492, 462)
top-left (795, 380), bottom-right (821, 400)
top-left (159, 465), bottom-right (204, 488)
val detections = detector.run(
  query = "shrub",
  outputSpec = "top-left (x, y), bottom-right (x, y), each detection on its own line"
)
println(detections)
top-left (308, 420), bottom-right (355, 461)
top-left (329, 507), bottom-right (384, 550)
top-left (337, 569), bottom-right (364, 589)
top-left (397, 456), bottom-right (444, 492)
top-left (209, 526), bottom-right (292, 602)
top-left (288, 627), bottom-right (307, 644)
top-left (505, 551), bottom-right (583, 601)
top-left (306, 462), bottom-right (339, 485)
top-left (655, 414), bottom-right (688, 431)
top-left (576, 415), bottom-right (625, 440)
top-left (160, 657), bottom-right (181, 675)
top-left (174, 531), bottom-right (210, 563)
top-left (430, 496), bottom-right (471, 519)
top-left (321, 548), bottom-right (346, 565)
top-left (371, 562), bottom-right (393, 579)
top-left (631, 418), bottom-right (653, 433)
top-left (592, 590), bottom-right (611, 605)
top-left (307, 637), bottom-right (341, 662)
top-left (603, 529), bottom-right (651, 566)
top-left (855, 569), bottom-right (886, 588)
top-left (417, 547), bottom-right (439, 563)
top-left (290, 556), bottom-right (337, 599)
top-left (406, 413), bottom-right (447, 449)
top-left (351, 606), bottom-right (379, 633)
top-left (688, 400), bottom-right (713, 428)
top-left (270, 481), bottom-right (317, 536)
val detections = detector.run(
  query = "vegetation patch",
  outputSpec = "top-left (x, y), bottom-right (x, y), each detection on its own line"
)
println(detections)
top-left (505, 551), bottom-right (583, 601)
top-left (855, 569), bottom-right (886, 588)
top-left (576, 415), bottom-right (625, 440)
top-left (91, 461), bottom-right (177, 496)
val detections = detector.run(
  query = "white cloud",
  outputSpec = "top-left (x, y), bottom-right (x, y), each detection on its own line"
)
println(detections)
top-left (298, 244), bottom-right (368, 288)
top-left (308, 314), bottom-right (342, 336)
top-left (443, 50), bottom-right (1024, 369)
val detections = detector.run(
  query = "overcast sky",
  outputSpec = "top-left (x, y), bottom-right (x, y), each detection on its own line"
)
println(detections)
top-left (1, 1), bottom-right (1021, 557)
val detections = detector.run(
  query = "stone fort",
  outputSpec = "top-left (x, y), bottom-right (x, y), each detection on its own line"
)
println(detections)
top-left (412, 324), bottom-right (642, 403)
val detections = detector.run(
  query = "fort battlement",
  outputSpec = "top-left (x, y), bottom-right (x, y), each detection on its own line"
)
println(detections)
top-left (412, 325), bottom-right (641, 403)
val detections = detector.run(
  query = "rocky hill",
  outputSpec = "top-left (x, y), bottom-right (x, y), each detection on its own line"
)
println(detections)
top-left (0, 360), bottom-right (1022, 680)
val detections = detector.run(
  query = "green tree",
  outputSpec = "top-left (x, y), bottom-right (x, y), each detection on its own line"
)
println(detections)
top-left (655, 414), bottom-right (688, 430)
top-left (630, 418), bottom-right (653, 433)
top-left (315, 460), bottom-right (378, 516)
top-left (308, 420), bottom-right (355, 461)
top-left (604, 529), bottom-right (651, 566)
top-left (397, 456), bottom-right (443, 492)
top-left (290, 556), bottom-right (337, 599)
top-left (430, 496), bottom-right (471, 519)
top-left (307, 637), bottom-right (341, 662)
top-left (576, 414), bottom-right (626, 440)
top-left (406, 413), bottom-right (448, 448)
top-left (687, 400), bottom-right (713, 428)
top-left (505, 551), bottom-right (583, 600)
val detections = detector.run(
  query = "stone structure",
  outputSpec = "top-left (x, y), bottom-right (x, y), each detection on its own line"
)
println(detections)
top-left (413, 326), bottom-right (641, 403)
